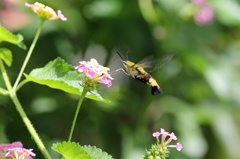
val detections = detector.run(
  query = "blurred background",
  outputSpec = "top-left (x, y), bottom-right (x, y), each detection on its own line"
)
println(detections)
top-left (1, 0), bottom-right (240, 159)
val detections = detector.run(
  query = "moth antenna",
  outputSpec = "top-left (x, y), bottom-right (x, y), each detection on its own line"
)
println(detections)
top-left (116, 51), bottom-right (125, 60)
top-left (107, 57), bottom-right (119, 67)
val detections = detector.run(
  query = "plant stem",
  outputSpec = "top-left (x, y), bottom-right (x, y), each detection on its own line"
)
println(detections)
top-left (138, 0), bottom-right (159, 25)
top-left (16, 79), bottom-right (29, 92)
top-left (0, 61), bottom-right (12, 95)
top-left (11, 96), bottom-right (52, 159)
top-left (68, 87), bottom-right (89, 141)
top-left (0, 87), bottom-right (8, 95)
top-left (0, 60), bottom-right (51, 159)
top-left (13, 19), bottom-right (45, 90)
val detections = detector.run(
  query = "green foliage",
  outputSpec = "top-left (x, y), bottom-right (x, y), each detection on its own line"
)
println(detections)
top-left (0, 25), bottom-right (26, 50)
top-left (2, 0), bottom-right (240, 159)
top-left (52, 141), bottom-right (91, 159)
top-left (24, 57), bottom-right (110, 103)
top-left (0, 25), bottom-right (26, 66)
top-left (212, 0), bottom-right (240, 26)
top-left (52, 142), bottom-right (113, 159)
top-left (0, 48), bottom-right (12, 67)
top-left (82, 145), bottom-right (113, 159)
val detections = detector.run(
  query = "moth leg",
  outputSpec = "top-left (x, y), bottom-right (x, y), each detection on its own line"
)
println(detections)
top-left (109, 68), bottom-right (130, 76)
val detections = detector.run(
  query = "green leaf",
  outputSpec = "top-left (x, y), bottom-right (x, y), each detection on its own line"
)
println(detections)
top-left (0, 48), bottom-right (12, 66)
top-left (212, 0), bottom-right (240, 26)
top-left (24, 57), bottom-right (110, 103)
top-left (0, 25), bottom-right (26, 49)
top-left (52, 142), bottom-right (92, 159)
top-left (82, 145), bottom-right (113, 159)
top-left (52, 142), bottom-right (113, 159)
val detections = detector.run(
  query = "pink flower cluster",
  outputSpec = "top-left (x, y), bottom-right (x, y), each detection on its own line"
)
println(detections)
top-left (192, 0), bottom-right (214, 25)
top-left (153, 128), bottom-right (182, 151)
top-left (0, 141), bottom-right (35, 159)
top-left (75, 58), bottom-right (113, 87)
top-left (25, 2), bottom-right (67, 21)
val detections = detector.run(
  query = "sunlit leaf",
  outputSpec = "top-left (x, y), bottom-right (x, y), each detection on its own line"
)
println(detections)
top-left (0, 25), bottom-right (26, 49)
top-left (0, 48), bottom-right (12, 66)
top-left (212, 0), bottom-right (240, 26)
top-left (24, 57), bottom-right (110, 103)
top-left (52, 142), bottom-right (92, 159)
top-left (84, 0), bottom-right (121, 18)
top-left (52, 142), bottom-right (113, 159)
top-left (82, 145), bottom-right (113, 159)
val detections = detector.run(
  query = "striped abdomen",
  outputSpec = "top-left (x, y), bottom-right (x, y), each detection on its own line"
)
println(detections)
top-left (135, 74), bottom-right (162, 95)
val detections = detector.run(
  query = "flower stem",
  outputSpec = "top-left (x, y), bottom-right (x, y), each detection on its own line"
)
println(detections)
top-left (68, 87), bottom-right (89, 141)
top-left (16, 79), bottom-right (29, 92)
top-left (0, 87), bottom-right (8, 95)
top-left (0, 60), bottom-right (51, 159)
top-left (138, 0), bottom-right (159, 25)
top-left (11, 95), bottom-right (52, 159)
top-left (13, 19), bottom-right (45, 90)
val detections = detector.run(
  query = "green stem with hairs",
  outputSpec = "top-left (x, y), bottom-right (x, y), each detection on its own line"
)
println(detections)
top-left (68, 87), bottom-right (89, 141)
top-left (13, 19), bottom-right (45, 90)
top-left (0, 60), bottom-right (51, 159)
top-left (0, 19), bottom-right (52, 159)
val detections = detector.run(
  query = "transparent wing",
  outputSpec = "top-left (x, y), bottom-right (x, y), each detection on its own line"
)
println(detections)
top-left (135, 55), bottom-right (154, 69)
top-left (149, 54), bottom-right (174, 72)
top-left (134, 54), bottom-right (174, 72)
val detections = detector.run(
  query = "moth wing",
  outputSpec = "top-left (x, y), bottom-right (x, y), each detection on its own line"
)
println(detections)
top-left (149, 54), bottom-right (174, 73)
top-left (135, 55), bottom-right (154, 69)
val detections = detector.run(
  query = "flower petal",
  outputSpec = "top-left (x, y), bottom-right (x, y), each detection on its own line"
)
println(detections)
top-left (153, 132), bottom-right (161, 137)
top-left (75, 58), bottom-right (113, 87)
top-left (57, 10), bottom-right (67, 21)
top-left (25, 2), bottom-right (67, 21)
top-left (176, 142), bottom-right (182, 151)
top-left (25, 3), bottom-right (35, 7)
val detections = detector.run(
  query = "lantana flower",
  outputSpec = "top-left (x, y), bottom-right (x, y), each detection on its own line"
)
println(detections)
top-left (144, 128), bottom-right (182, 159)
top-left (25, 2), bottom-right (67, 21)
top-left (0, 141), bottom-right (35, 159)
top-left (75, 58), bottom-right (113, 89)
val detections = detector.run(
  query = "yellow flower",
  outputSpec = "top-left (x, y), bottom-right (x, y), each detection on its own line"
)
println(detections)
top-left (25, 2), bottom-right (67, 21)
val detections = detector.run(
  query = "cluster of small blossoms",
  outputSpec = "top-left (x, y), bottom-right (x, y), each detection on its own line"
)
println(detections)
top-left (144, 128), bottom-right (182, 159)
top-left (75, 58), bottom-right (113, 89)
top-left (191, 0), bottom-right (214, 25)
top-left (25, 2), bottom-right (67, 21)
top-left (0, 141), bottom-right (35, 159)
